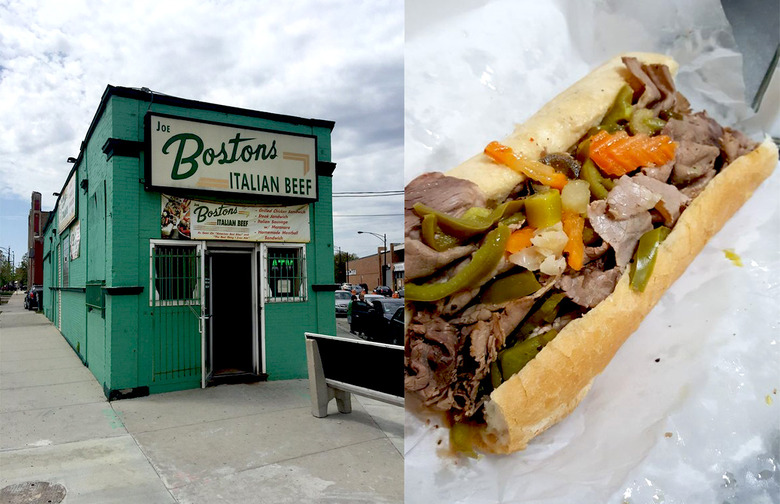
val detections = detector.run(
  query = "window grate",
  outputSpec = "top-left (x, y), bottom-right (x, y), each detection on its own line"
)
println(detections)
top-left (150, 245), bottom-right (200, 307)
top-left (266, 246), bottom-right (306, 302)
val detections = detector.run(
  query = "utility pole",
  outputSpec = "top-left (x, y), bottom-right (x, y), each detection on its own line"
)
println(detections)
top-left (357, 231), bottom-right (387, 288)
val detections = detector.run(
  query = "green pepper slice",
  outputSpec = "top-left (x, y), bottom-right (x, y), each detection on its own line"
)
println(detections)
top-left (580, 158), bottom-right (614, 200)
top-left (490, 361), bottom-right (502, 390)
top-left (450, 422), bottom-right (478, 458)
top-left (524, 190), bottom-right (562, 228)
top-left (421, 214), bottom-right (461, 252)
top-left (499, 329), bottom-right (558, 381)
top-left (461, 206), bottom-right (492, 221)
top-left (413, 200), bottom-right (523, 238)
top-left (598, 85), bottom-right (634, 132)
top-left (630, 226), bottom-right (671, 292)
top-left (500, 212), bottom-right (526, 227)
top-left (481, 270), bottom-right (542, 305)
top-left (629, 108), bottom-right (667, 136)
top-left (518, 292), bottom-right (567, 339)
top-left (405, 224), bottom-right (510, 302)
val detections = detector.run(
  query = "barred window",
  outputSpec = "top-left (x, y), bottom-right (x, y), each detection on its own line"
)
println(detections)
top-left (150, 243), bottom-right (200, 306)
top-left (267, 246), bottom-right (306, 302)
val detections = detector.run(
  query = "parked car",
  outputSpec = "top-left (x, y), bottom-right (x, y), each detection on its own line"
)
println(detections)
top-left (357, 297), bottom-right (404, 345)
top-left (373, 285), bottom-right (393, 297)
top-left (387, 306), bottom-right (404, 346)
top-left (334, 290), bottom-right (352, 317)
top-left (25, 285), bottom-right (43, 311)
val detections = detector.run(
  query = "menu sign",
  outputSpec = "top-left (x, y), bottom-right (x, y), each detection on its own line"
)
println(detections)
top-left (146, 113), bottom-right (318, 201)
top-left (161, 195), bottom-right (310, 243)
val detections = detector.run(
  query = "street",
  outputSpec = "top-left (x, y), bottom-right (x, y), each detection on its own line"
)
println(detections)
top-left (335, 315), bottom-right (359, 340)
top-left (0, 292), bottom-right (403, 503)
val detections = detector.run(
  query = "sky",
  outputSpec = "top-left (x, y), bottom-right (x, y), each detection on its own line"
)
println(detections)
top-left (0, 0), bottom-right (403, 267)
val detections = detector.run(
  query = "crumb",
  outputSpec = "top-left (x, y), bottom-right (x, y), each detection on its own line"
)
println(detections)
top-left (723, 249), bottom-right (743, 267)
top-left (437, 439), bottom-right (442, 445)
top-left (664, 432), bottom-right (673, 438)
top-left (655, 358), bottom-right (661, 363)
top-left (529, 137), bottom-right (534, 142)
top-left (766, 395), bottom-right (774, 406)
top-left (434, 424), bottom-right (439, 429)
top-left (773, 388), bottom-right (777, 395)
top-left (426, 419), bottom-right (430, 426)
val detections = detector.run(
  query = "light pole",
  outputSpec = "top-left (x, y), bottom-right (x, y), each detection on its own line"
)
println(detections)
top-left (357, 231), bottom-right (387, 288)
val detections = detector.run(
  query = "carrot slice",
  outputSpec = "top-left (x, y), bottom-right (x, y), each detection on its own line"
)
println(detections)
top-left (485, 141), bottom-right (569, 190)
top-left (589, 130), bottom-right (676, 177)
top-left (561, 210), bottom-right (584, 271)
top-left (506, 227), bottom-right (535, 254)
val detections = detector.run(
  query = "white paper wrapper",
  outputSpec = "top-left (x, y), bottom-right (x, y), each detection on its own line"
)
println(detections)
top-left (404, 1), bottom-right (780, 502)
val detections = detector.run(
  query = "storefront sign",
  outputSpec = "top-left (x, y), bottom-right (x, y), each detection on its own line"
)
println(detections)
top-left (161, 195), bottom-right (310, 242)
top-left (58, 173), bottom-right (77, 233)
top-left (146, 113), bottom-right (318, 201)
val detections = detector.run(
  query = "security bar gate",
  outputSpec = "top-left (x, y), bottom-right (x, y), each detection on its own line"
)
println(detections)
top-left (149, 241), bottom-right (203, 384)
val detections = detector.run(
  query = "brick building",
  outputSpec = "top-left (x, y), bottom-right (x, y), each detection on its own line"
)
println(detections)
top-left (42, 85), bottom-right (337, 398)
top-left (347, 242), bottom-right (403, 292)
top-left (27, 191), bottom-right (50, 287)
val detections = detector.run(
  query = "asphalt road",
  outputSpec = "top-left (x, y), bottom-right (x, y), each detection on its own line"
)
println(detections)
top-left (335, 316), bottom-right (359, 340)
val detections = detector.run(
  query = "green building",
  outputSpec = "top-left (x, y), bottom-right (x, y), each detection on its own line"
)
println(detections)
top-left (41, 86), bottom-right (337, 399)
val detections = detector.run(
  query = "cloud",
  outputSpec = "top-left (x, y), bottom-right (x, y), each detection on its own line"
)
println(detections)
top-left (0, 0), bottom-right (403, 258)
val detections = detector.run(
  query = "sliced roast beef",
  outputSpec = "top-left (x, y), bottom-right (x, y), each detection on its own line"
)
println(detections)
top-left (450, 372), bottom-right (486, 420)
top-left (642, 64), bottom-right (677, 113)
top-left (622, 57), bottom-right (677, 113)
top-left (405, 172), bottom-right (487, 240)
top-left (662, 111), bottom-right (723, 147)
top-left (405, 310), bottom-right (462, 411)
top-left (721, 127), bottom-right (759, 164)
top-left (680, 170), bottom-right (717, 199)
top-left (641, 160), bottom-right (673, 182)
top-left (405, 239), bottom-right (476, 281)
top-left (607, 175), bottom-right (662, 219)
top-left (670, 141), bottom-right (720, 185)
top-left (584, 240), bottom-right (610, 264)
top-left (588, 200), bottom-right (653, 268)
top-left (671, 91), bottom-right (692, 116)
top-left (632, 174), bottom-right (690, 227)
top-left (557, 258), bottom-right (623, 308)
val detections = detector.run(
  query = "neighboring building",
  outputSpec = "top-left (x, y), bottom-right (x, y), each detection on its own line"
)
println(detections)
top-left (42, 85), bottom-right (337, 399)
top-left (391, 242), bottom-right (403, 291)
top-left (346, 242), bottom-right (403, 292)
top-left (27, 191), bottom-right (50, 287)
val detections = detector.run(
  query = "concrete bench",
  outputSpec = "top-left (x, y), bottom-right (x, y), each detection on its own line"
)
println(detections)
top-left (305, 332), bottom-right (403, 418)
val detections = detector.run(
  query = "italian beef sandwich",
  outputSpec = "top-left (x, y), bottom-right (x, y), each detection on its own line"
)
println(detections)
top-left (404, 52), bottom-right (778, 455)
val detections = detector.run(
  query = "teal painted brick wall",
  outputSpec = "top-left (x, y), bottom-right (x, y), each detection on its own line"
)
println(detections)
top-left (44, 89), bottom-right (336, 395)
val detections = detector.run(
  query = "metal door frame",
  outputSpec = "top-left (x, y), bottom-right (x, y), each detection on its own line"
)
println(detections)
top-left (202, 242), bottom-right (263, 387)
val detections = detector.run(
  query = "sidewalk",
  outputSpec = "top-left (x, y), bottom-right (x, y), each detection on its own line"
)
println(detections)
top-left (0, 291), bottom-right (403, 503)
